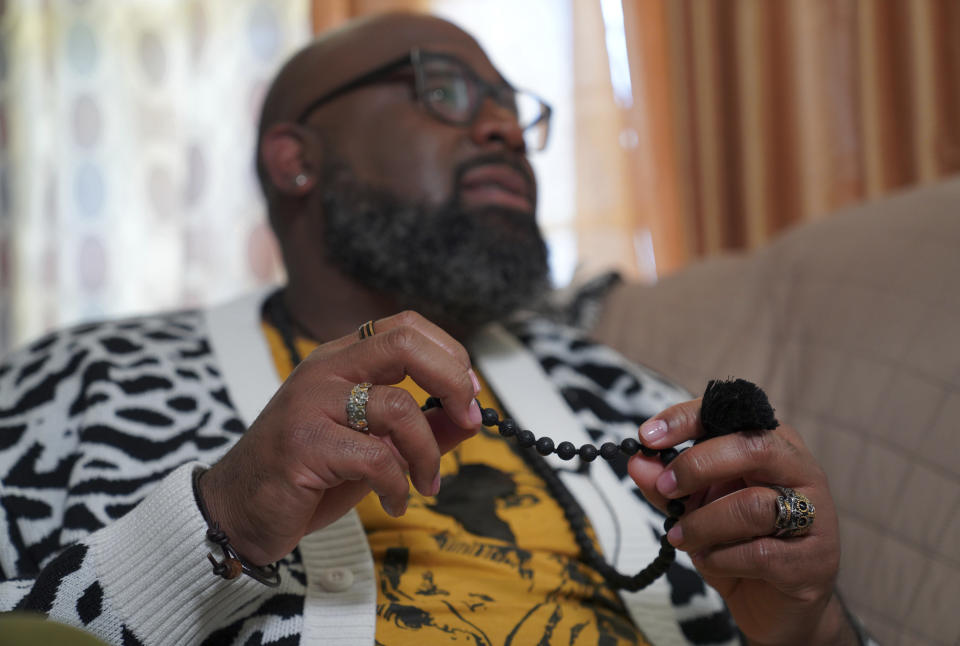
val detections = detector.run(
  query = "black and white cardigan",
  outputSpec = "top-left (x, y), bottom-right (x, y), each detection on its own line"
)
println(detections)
top-left (0, 290), bottom-right (738, 645)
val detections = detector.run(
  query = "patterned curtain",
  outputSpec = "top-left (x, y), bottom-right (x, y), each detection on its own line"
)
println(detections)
top-left (0, 5), bottom-right (10, 351)
top-left (0, 0), bottom-right (311, 354)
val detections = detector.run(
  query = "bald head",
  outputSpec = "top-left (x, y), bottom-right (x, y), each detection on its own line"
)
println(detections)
top-left (264, 13), bottom-right (485, 126)
top-left (255, 13), bottom-right (496, 192)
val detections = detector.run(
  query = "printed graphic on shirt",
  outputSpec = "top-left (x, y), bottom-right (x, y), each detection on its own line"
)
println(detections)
top-left (359, 426), bottom-right (651, 646)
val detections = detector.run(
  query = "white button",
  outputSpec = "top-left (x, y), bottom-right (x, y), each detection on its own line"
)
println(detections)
top-left (316, 567), bottom-right (354, 592)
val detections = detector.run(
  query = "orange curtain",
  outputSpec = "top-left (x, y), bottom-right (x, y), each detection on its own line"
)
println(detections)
top-left (572, 1), bottom-right (687, 280)
top-left (575, 0), bottom-right (960, 278)
top-left (310, 0), bottom-right (431, 33)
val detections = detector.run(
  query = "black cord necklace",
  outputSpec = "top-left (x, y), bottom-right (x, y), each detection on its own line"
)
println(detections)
top-left (264, 289), bottom-right (778, 592)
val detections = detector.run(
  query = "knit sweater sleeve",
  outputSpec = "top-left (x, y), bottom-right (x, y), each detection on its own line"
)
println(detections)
top-left (0, 314), bottom-right (277, 645)
top-left (1, 463), bottom-right (266, 645)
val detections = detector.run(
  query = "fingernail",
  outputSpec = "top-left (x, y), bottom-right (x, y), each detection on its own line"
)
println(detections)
top-left (431, 472), bottom-right (442, 496)
top-left (380, 496), bottom-right (407, 517)
top-left (656, 469), bottom-right (678, 496)
top-left (469, 399), bottom-right (483, 425)
top-left (468, 369), bottom-right (481, 395)
top-left (667, 524), bottom-right (683, 546)
top-left (640, 419), bottom-right (667, 443)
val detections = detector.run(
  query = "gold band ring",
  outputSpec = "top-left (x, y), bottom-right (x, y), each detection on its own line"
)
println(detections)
top-left (358, 320), bottom-right (376, 340)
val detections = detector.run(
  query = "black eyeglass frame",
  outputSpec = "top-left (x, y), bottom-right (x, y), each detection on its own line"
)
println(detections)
top-left (294, 48), bottom-right (553, 149)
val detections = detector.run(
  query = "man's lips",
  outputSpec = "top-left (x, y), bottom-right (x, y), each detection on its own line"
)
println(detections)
top-left (458, 165), bottom-right (535, 211)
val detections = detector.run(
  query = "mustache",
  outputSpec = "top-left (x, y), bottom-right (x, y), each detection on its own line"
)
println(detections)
top-left (452, 153), bottom-right (536, 197)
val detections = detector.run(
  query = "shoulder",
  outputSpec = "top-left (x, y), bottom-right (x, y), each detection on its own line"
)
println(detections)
top-left (7, 308), bottom-right (205, 358)
top-left (508, 315), bottom-right (692, 416)
top-left (0, 308), bottom-right (215, 419)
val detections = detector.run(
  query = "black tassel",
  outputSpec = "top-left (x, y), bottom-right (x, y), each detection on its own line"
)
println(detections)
top-left (700, 378), bottom-right (779, 439)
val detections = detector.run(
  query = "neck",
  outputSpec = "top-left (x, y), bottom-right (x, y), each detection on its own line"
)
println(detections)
top-left (280, 273), bottom-right (479, 346)
top-left (281, 271), bottom-right (400, 344)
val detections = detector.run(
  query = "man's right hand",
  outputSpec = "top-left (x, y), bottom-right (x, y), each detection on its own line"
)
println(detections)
top-left (198, 311), bottom-right (482, 566)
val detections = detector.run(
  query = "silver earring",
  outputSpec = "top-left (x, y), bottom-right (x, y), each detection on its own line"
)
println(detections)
top-left (294, 174), bottom-right (308, 187)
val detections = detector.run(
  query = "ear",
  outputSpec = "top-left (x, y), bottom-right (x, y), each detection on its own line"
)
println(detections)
top-left (260, 123), bottom-right (319, 196)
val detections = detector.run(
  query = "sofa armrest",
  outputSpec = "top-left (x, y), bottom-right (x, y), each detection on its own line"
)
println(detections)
top-left (594, 177), bottom-right (960, 646)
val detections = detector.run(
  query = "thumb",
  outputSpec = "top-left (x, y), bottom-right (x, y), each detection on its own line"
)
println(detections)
top-left (426, 406), bottom-right (479, 454)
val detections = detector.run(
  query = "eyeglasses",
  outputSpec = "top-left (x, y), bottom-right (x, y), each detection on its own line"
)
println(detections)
top-left (296, 48), bottom-right (553, 152)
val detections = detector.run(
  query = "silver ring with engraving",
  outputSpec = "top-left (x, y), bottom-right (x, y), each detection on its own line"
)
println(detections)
top-left (769, 485), bottom-right (815, 537)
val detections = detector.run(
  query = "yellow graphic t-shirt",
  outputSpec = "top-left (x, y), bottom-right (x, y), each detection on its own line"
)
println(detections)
top-left (262, 323), bottom-right (651, 645)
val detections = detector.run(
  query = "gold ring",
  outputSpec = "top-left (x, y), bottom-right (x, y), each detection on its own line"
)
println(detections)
top-left (358, 320), bottom-right (376, 340)
top-left (769, 485), bottom-right (815, 537)
top-left (346, 382), bottom-right (373, 432)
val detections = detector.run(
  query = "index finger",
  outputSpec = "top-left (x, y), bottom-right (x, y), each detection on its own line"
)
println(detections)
top-left (299, 323), bottom-right (480, 430)
top-left (311, 310), bottom-right (470, 368)
top-left (637, 398), bottom-right (705, 449)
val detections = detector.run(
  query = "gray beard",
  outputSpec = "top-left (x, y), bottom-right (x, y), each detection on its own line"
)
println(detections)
top-left (319, 163), bottom-right (550, 332)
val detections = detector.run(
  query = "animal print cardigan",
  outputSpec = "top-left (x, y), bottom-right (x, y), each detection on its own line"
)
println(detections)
top-left (0, 290), bottom-right (738, 645)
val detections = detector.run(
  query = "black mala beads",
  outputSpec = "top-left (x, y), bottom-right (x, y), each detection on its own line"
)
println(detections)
top-left (421, 396), bottom-right (684, 592)
top-left (421, 377), bottom-right (778, 593)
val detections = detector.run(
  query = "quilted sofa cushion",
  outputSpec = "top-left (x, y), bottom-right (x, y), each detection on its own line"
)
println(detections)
top-left (593, 177), bottom-right (960, 646)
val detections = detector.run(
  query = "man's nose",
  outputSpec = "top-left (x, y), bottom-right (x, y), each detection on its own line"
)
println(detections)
top-left (469, 98), bottom-right (526, 152)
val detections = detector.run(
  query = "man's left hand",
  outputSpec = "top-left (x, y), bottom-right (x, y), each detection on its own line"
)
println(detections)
top-left (628, 399), bottom-right (858, 646)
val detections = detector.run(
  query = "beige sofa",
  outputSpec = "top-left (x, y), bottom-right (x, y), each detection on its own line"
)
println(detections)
top-left (593, 177), bottom-right (960, 646)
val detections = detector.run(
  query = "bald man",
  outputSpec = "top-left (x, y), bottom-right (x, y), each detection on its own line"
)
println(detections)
top-left (0, 12), bottom-right (865, 646)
